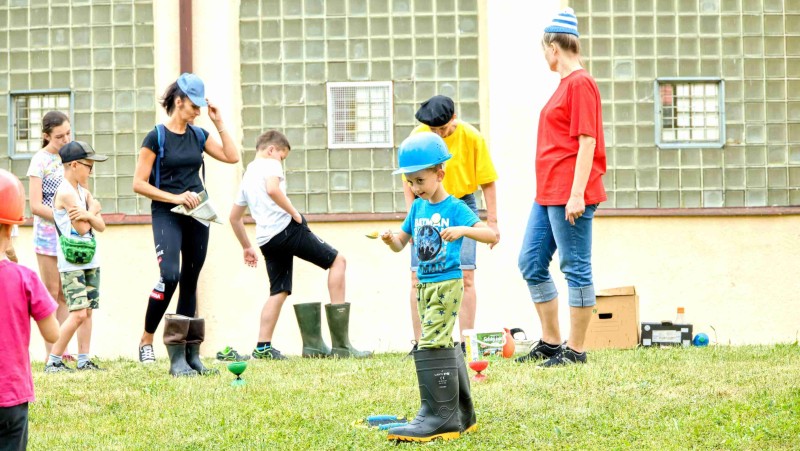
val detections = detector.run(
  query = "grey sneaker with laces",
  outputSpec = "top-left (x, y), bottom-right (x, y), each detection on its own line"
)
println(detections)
top-left (251, 346), bottom-right (287, 360)
top-left (139, 344), bottom-right (156, 364)
top-left (44, 361), bottom-right (74, 373)
top-left (77, 360), bottom-right (105, 371)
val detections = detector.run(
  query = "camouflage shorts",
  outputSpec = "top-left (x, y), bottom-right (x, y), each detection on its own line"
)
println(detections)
top-left (60, 268), bottom-right (100, 311)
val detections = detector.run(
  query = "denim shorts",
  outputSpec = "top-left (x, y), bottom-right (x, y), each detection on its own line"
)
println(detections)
top-left (517, 202), bottom-right (598, 308)
top-left (411, 193), bottom-right (477, 272)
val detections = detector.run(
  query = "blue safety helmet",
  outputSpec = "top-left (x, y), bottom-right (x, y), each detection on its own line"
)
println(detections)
top-left (392, 132), bottom-right (452, 175)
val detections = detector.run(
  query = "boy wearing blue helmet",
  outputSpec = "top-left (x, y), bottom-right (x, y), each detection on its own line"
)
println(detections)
top-left (380, 132), bottom-right (496, 442)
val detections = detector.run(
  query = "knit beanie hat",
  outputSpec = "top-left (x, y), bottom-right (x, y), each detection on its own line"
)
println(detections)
top-left (544, 7), bottom-right (579, 37)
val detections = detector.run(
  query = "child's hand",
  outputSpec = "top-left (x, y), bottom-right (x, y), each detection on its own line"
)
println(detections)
top-left (67, 205), bottom-right (90, 222)
top-left (440, 226), bottom-right (467, 242)
top-left (380, 230), bottom-right (394, 244)
top-left (243, 247), bottom-right (259, 267)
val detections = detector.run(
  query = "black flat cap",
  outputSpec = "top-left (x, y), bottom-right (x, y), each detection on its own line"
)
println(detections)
top-left (415, 95), bottom-right (455, 127)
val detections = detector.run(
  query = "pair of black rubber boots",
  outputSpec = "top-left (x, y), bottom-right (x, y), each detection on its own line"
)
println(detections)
top-left (164, 314), bottom-right (219, 377)
top-left (293, 302), bottom-right (372, 358)
top-left (387, 345), bottom-right (477, 442)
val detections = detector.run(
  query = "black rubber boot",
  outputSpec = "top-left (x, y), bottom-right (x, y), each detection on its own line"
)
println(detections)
top-left (325, 303), bottom-right (373, 358)
top-left (163, 314), bottom-right (198, 377)
top-left (293, 302), bottom-right (331, 357)
top-left (387, 347), bottom-right (461, 442)
top-left (185, 318), bottom-right (219, 375)
top-left (454, 344), bottom-right (477, 434)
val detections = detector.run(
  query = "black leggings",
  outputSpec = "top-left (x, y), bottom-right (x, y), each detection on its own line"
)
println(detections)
top-left (144, 212), bottom-right (209, 334)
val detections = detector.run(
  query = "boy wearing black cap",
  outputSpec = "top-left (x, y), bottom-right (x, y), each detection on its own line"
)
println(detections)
top-left (45, 141), bottom-right (108, 372)
top-left (404, 95), bottom-right (499, 352)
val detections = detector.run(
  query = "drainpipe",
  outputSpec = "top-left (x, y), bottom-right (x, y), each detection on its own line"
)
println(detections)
top-left (179, 0), bottom-right (192, 73)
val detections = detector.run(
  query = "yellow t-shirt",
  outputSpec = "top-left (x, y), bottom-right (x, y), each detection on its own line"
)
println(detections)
top-left (411, 122), bottom-right (498, 199)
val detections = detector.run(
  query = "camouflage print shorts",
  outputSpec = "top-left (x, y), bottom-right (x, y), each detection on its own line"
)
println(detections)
top-left (60, 268), bottom-right (100, 311)
top-left (416, 278), bottom-right (464, 350)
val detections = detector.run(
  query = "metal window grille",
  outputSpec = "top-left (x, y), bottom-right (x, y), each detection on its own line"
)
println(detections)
top-left (654, 78), bottom-right (725, 149)
top-left (326, 82), bottom-right (393, 149)
top-left (9, 90), bottom-right (72, 157)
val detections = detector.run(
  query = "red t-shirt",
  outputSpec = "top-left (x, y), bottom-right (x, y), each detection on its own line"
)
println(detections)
top-left (0, 259), bottom-right (57, 408)
top-left (535, 69), bottom-right (607, 206)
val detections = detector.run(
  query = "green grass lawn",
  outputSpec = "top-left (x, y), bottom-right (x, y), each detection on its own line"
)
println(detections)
top-left (29, 344), bottom-right (800, 450)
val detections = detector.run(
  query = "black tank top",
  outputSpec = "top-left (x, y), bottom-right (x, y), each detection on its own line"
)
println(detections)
top-left (141, 126), bottom-right (209, 213)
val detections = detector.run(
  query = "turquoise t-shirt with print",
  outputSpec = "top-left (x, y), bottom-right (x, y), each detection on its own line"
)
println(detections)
top-left (401, 195), bottom-right (480, 283)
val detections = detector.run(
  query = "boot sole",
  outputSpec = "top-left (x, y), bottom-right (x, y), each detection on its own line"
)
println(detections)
top-left (463, 423), bottom-right (478, 434)
top-left (387, 431), bottom-right (460, 442)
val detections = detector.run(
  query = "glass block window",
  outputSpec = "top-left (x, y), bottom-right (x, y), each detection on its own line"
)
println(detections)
top-left (239, 0), bottom-right (481, 214)
top-left (327, 82), bottom-right (393, 149)
top-left (655, 78), bottom-right (725, 149)
top-left (0, 0), bottom-right (157, 216)
top-left (10, 91), bottom-right (72, 155)
top-left (571, 0), bottom-right (800, 209)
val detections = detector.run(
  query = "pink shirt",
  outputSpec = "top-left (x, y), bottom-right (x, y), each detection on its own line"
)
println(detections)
top-left (0, 259), bottom-right (58, 408)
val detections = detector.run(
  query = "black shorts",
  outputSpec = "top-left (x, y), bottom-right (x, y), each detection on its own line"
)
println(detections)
top-left (259, 216), bottom-right (338, 296)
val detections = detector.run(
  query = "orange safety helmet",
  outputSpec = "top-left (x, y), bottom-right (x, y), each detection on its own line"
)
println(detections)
top-left (0, 169), bottom-right (26, 225)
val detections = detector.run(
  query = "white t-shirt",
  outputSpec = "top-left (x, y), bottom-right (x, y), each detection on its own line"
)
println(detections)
top-left (54, 182), bottom-right (100, 272)
top-left (235, 158), bottom-right (292, 246)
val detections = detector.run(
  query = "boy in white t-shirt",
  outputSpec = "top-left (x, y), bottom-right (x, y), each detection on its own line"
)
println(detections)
top-left (229, 130), bottom-right (371, 360)
top-left (45, 141), bottom-right (107, 373)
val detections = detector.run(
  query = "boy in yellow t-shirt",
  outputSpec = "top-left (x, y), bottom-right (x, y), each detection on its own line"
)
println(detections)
top-left (402, 95), bottom-right (499, 354)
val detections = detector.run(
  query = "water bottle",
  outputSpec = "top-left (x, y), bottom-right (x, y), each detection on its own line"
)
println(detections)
top-left (675, 307), bottom-right (685, 324)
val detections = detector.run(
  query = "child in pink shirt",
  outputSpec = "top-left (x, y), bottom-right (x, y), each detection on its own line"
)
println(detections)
top-left (0, 169), bottom-right (60, 449)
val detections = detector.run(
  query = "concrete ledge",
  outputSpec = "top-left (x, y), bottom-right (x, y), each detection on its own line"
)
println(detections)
top-left (16, 206), bottom-right (800, 226)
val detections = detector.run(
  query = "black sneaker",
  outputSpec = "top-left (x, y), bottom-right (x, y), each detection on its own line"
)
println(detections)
top-left (515, 339), bottom-right (562, 363)
top-left (44, 361), bottom-right (74, 373)
top-left (252, 346), bottom-right (287, 360)
top-left (77, 360), bottom-right (105, 371)
top-left (139, 344), bottom-right (156, 364)
top-left (216, 346), bottom-right (251, 362)
top-left (538, 346), bottom-right (587, 368)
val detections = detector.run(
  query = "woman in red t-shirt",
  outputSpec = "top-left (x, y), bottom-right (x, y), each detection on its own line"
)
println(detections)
top-left (517, 8), bottom-right (606, 367)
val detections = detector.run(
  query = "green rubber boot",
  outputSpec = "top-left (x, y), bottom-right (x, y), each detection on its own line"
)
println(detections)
top-left (293, 302), bottom-right (332, 358)
top-left (163, 314), bottom-right (198, 377)
top-left (386, 347), bottom-right (461, 442)
top-left (453, 344), bottom-right (477, 434)
top-left (185, 317), bottom-right (219, 375)
top-left (325, 303), bottom-right (373, 359)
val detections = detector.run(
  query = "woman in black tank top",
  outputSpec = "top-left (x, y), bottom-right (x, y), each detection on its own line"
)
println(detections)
top-left (132, 73), bottom-right (239, 374)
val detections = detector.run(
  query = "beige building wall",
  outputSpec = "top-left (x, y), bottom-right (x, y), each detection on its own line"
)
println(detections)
top-left (23, 0), bottom-right (800, 360)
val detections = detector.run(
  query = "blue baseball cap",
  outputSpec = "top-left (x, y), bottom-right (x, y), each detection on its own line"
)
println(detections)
top-left (177, 73), bottom-right (208, 107)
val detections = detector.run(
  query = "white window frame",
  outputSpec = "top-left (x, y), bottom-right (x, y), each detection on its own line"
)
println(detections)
top-left (654, 77), bottom-right (725, 149)
top-left (326, 81), bottom-right (394, 149)
top-left (8, 89), bottom-right (74, 160)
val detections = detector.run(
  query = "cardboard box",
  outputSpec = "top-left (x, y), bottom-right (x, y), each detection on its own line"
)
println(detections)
top-left (640, 322), bottom-right (693, 347)
top-left (584, 286), bottom-right (640, 350)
